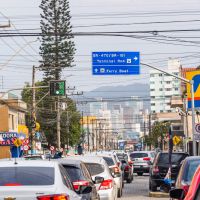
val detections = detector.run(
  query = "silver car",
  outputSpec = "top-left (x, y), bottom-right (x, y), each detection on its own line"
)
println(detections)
top-left (0, 160), bottom-right (81, 200)
top-left (130, 151), bottom-right (156, 176)
top-left (66, 155), bottom-right (118, 200)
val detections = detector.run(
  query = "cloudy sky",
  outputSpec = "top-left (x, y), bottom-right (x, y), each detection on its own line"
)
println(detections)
top-left (0, 0), bottom-right (200, 95)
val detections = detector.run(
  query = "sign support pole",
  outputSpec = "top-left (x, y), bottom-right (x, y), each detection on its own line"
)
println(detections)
top-left (191, 80), bottom-right (197, 156)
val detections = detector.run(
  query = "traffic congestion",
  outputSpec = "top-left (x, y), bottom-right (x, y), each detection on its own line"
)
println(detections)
top-left (0, 149), bottom-right (199, 200)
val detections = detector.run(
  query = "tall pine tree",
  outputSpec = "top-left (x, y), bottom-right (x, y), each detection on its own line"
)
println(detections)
top-left (34, 0), bottom-right (79, 147)
top-left (39, 0), bottom-right (75, 80)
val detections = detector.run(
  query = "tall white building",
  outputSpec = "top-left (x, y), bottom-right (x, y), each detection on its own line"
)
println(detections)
top-left (150, 59), bottom-right (181, 113)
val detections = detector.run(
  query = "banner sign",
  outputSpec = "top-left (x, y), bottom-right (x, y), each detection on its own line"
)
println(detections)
top-left (0, 132), bottom-right (26, 146)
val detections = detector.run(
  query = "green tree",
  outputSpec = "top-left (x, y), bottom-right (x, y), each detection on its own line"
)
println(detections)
top-left (39, 0), bottom-right (75, 80)
top-left (151, 121), bottom-right (170, 148)
top-left (21, 82), bottom-right (81, 147)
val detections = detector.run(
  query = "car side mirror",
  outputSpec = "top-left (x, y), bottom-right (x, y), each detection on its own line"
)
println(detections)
top-left (170, 189), bottom-right (185, 200)
top-left (80, 185), bottom-right (92, 194)
top-left (95, 176), bottom-right (104, 184)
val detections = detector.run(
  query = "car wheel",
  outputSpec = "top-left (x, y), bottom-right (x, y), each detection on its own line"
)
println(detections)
top-left (127, 177), bottom-right (132, 183)
top-left (122, 180), bottom-right (125, 188)
top-left (137, 172), bottom-right (143, 176)
top-left (149, 181), bottom-right (157, 192)
top-left (117, 188), bottom-right (122, 198)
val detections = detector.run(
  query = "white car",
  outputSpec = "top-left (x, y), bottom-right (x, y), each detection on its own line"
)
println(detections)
top-left (0, 159), bottom-right (81, 200)
top-left (130, 151), bottom-right (156, 176)
top-left (66, 155), bottom-right (118, 200)
top-left (95, 153), bottom-right (123, 198)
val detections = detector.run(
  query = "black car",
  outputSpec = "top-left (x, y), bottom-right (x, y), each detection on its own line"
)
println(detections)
top-left (149, 152), bottom-right (189, 192)
top-left (117, 153), bottom-right (134, 184)
top-left (120, 159), bottom-right (134, 183)
top-left (59, 159), bottom-right (100, 200)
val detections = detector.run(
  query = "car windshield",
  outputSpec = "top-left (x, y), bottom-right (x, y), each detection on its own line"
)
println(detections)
top-left (0, 167), bottom-right (54, 186)
top-left (24, 156), bottom-right (43, 160)
top-left (183, 160), bottom-right (200, 183)
top-left (158, 153), bottom-right (188, 165)
top-left (103, 157), bottom-right (115, 166)
top-left (117, 153), bottom-right (128, 161)
top-left (130, 153), bottom-right (148, 159)
top-left (85, 163), bottom-right (104, 176)
top-left (62, 165), bottom-right (82, 182)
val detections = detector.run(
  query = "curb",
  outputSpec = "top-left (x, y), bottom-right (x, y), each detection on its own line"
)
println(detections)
top-left (149, 191), bottom-right (169, 198)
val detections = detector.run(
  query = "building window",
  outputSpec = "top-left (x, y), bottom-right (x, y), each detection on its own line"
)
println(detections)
top-left (151, 96), bottom-right (155, 99)
top-left (151, 103), bottom-right (155, 106)
top-left (175, 88), bottom-right (179, 91)
top-left (160, 81), bottom-right (163, 84)
top-left (166, 81), bottom-right (170, 84)
top-left (150, 81), bottom-right (155, 84)
top-left (166, 88), bottom-right (171, 91)
top-left (159, 88), bottom-right (163, 91)
top-left (150, 74), bottom-right (154, 77)
top-left (159, 74), bottom-right (162, 77)
top-left (150, 89), bottom-right (155, 91)
top-left (9, 114), bottom-right (15, 130)
top-left (160, 110), bottom-right (163, 113)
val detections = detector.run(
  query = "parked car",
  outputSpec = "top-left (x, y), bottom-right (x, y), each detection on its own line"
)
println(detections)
top-left (172, 156), bottom-right (200, 198)
top-left (58, 159), bottom-right (100, 200)
top-left (170, 165), bottom-right (200, 200)
top-left (149, 152), bottom-right (189, 191)
top-left (95, 153), bottom-right (123, 198)
top-left (130, 151), bottom-right (155, 176)
top-left (67, 155), bottom-right (117, 200)
top-left (0, 160), bottom-right (81, 200)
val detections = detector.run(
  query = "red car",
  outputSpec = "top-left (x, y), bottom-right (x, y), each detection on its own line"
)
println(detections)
top-left (175, 157), bottom-right (200, 197)
top-left (170, 166), bottom-right (200, 200)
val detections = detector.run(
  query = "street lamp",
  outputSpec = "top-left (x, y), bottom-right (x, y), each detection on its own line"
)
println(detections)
top-left (142, 63), bottom-right (196, 156)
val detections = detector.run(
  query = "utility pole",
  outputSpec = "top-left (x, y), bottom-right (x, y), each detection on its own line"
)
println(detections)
top-left (149, 113), bottom-right (151, 136)
top-left (57, 97), bottom-right (61, 150)
top-left (92, 119), bottom-right (95, 151)
top-left (96, 119), bottom-right (98, 151)
top-left (66, 110), bottom-right (69, 150)
top-left (87, 116), bottom-right (90, 152)
top-left (31, 65), bottom-right (36, 154)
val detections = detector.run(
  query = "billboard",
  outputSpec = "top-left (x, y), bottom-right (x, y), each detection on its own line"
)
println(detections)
top-left (186, 70), bottom-right (200, 108)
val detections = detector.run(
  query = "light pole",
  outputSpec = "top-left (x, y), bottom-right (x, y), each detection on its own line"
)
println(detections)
top-left (142, 63), bottom-right (196, 156)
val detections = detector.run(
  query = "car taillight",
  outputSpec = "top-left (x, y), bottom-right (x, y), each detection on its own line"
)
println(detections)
top-left (143, 157), bottom-right (151, 161)
top-left (125, 165), bottom-right (130, 171)
top-left (99, 179), bottom-right (113, 190)
top-left (182, 184), bottom-right (189, 194)
top-left (128, 161), bottom-right (133, 165)
top-left (113, 166), bottom-right (120, 173)
top-left (37, 194), bottom-right (69, 200)
top-left (153, 166), bottom-right (159, 174)
top-left (73, 180), bottom-right (89, 191)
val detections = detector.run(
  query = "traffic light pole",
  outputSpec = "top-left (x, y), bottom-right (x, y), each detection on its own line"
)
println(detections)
top-left (57, 97), bottom-right (61, 150)
top-left (141, 63), bottom-right (196, 156)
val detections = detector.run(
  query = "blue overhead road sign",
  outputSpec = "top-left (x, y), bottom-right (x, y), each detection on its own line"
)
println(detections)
top-left (92, 51), bottom-right (140, 75)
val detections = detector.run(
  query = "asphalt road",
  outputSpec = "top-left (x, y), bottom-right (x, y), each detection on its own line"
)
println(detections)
top-left (120, 174), bottom-right (169, 200)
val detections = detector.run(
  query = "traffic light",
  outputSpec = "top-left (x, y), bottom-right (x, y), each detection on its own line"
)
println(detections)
top-left (50, 80), bottom-right (66, 96)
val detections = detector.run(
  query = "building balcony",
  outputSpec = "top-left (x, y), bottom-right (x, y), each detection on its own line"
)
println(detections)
top-left (170, 96), bottom-right (183, 108)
